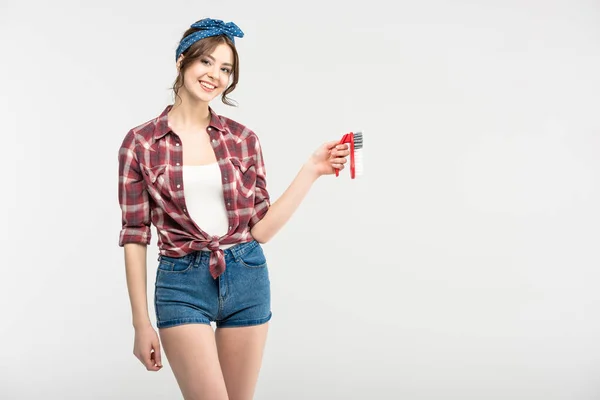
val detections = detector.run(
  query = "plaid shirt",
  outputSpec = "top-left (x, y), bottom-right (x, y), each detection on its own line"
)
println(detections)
top-left (118, 105), bottom-right (270, 278)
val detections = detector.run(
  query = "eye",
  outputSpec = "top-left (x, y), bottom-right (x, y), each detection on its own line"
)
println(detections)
top-left (221, 68), bottom-right (231, 74)
top-left (201, 59), bottom-right (211, 65)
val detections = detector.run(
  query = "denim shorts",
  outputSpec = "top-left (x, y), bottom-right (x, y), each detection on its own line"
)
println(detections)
top-left (153, 240), bottom-right (272, 329)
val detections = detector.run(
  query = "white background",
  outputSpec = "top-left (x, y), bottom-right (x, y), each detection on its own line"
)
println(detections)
top-left (1, 0), bottom-right (600, 399)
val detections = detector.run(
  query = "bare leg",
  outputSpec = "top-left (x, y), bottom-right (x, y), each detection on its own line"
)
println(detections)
top-left (215, 323), bottom-right (269, 400)
top-left (159, 324), bottom-right (229, 400)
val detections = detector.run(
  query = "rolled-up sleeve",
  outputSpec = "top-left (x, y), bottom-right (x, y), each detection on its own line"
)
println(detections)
top-left (118, 131), bottom-right (151, 246)
top-left (249, 135), bottom-right (270, 228)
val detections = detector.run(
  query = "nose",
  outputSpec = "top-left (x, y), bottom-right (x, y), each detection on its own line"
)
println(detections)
top-left (208, 65), bottom-right (221, 81)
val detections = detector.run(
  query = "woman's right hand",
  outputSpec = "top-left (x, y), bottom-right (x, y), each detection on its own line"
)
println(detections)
top-left (133, 324), bottom-right (163, 371)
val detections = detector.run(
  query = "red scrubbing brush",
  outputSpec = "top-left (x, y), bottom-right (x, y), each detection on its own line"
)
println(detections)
top-left (335, 131), bottom-right (363, 179)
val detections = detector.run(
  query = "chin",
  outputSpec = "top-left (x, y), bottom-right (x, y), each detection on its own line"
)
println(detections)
top-left (199, 89), bottom-right (223, 102)
top-left (194, 93), bottom-right (214, 102)
top-left (182, 85), bottom-right (219, 103)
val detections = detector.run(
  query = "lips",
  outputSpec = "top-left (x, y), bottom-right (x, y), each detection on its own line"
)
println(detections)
top-left (199, 80), bottom-right (216, 90)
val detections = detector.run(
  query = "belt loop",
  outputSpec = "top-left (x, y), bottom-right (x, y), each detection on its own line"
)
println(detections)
top-left (195, 250), bottom-right (204, 268)
top-left (228, 245), bottom-right (237, 263)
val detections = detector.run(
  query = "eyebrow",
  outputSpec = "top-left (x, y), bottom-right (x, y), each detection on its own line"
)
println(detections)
top-left (205, 54), bottom-right (233, 67)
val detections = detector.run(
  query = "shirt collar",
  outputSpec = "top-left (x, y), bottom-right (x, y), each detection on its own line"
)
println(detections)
top-left (153, 105), bottom-right (226, 140)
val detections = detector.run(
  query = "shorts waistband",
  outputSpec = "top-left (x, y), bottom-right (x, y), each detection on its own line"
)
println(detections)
top-left (159, 239), bottom-right (259, 265)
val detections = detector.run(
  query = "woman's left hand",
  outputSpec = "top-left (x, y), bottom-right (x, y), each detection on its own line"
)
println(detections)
top-left (307, 140), bottom-right (350, 177)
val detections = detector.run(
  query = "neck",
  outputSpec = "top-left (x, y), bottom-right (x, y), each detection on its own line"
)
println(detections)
top-left (168, 93), bottom-right (211, 130)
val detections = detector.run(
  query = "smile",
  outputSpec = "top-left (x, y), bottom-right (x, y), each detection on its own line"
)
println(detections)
top-left (199, 81), bottom-right (216, 90)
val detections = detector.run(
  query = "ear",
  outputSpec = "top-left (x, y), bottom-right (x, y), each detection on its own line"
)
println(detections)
top-left (176, 55), bottom-right (184, 72)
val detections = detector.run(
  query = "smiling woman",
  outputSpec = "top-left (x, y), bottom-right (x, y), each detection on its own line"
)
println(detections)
top-left (117, 17), bottom-right (351, 400)
top-left (172, 28), bottom-right (240, 107)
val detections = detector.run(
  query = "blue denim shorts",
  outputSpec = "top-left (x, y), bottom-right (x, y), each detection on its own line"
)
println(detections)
top-left (153, 240), bottom-right (272, 329)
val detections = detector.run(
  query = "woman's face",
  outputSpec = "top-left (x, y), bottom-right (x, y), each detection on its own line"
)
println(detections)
top-left (178, 43), bottom-right (234, 104)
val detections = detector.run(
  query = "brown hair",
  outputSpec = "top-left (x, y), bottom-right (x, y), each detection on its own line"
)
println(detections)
top-left (172, 28), bottom-right (240, 107)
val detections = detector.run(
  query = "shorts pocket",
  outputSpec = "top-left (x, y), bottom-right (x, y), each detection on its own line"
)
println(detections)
top-left (237, 244), bottom-right (267, 269)
top-left (157, 254), bottom-right (194, 273)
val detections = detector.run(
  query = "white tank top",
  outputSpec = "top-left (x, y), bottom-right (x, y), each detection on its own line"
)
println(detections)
top-left (182, 163), bottom-right (233, 249)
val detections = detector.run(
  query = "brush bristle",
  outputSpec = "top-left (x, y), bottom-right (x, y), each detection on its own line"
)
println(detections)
top-left (354, 148), bottom-right (364, 177)
top-left (353, 131), bottom-right (363, 177)
top-left (353, 131), bottom-right (363, 149)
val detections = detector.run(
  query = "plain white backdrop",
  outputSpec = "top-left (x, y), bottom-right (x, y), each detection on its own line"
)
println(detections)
top-left (1, 0), bottom-right (599, 399)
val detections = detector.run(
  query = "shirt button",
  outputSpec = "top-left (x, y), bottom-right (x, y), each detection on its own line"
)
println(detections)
top-left (224, 178), bottom-right (228, 181)
top-left (176, 162), bottom-right (180, 166)
top-left (212, 139), bottom-right (217, 144)
top-left (227, 202), bottom-right (230, 206)
top-left (183, 208), bottom-right (187, 213)
top-left (207, 127), bottom-right (212, 131)
top-left (175, 143), bottom-right (180, 146)
top-left (177, 184), bottom-right (181, 189)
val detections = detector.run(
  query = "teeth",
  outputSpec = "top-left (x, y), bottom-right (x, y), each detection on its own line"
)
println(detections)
top-left (200, 81), bottom-right (215, 89)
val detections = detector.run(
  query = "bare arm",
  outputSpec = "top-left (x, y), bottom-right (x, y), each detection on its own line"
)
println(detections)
top-left (250, 140), bottom-right (349, 243)
top-left (250, 162), bottom-right (318, 243)
top-left (123, 243), bottom-right (151, 329)
top-left (118, 133), bottom-right (162, 371)
top-left (118, 133), bottom-right (154, 328)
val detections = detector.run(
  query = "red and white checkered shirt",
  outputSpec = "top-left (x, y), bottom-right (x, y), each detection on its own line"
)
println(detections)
top-left (118, 105), bottom-right (270, 278)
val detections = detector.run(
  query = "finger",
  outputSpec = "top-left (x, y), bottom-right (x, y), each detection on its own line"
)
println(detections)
top-left (143, 351), bottom-right (154, 370)
top-left (331, 150), bottom-right (350, 157)
top-left (154, 341), bottom-right (163, 367)
top-left (144, 349), bottom-right (159, 371)
top-left (329, 144), bottom-right (349, 154)
top-left (331, 151), bottom-right (350, 158)
top-left (324, 140), bottom-right (341, 150)
top-left (331, 157), bottom-right (348, 164)
top-left (150, 350), bottom-right (162, 371)
top-left (333, 164), bottom-right (345, 170)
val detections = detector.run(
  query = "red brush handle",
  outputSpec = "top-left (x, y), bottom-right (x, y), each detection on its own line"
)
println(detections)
top-left (335, 132), bottom-right (355, 178)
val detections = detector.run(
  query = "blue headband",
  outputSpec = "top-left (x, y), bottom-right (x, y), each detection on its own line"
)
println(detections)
top-left (175, 18), bottom-right (244, 61)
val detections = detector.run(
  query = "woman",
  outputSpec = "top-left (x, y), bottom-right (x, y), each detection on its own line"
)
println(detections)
top-left (117, 18), bottom-right (349, 400)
